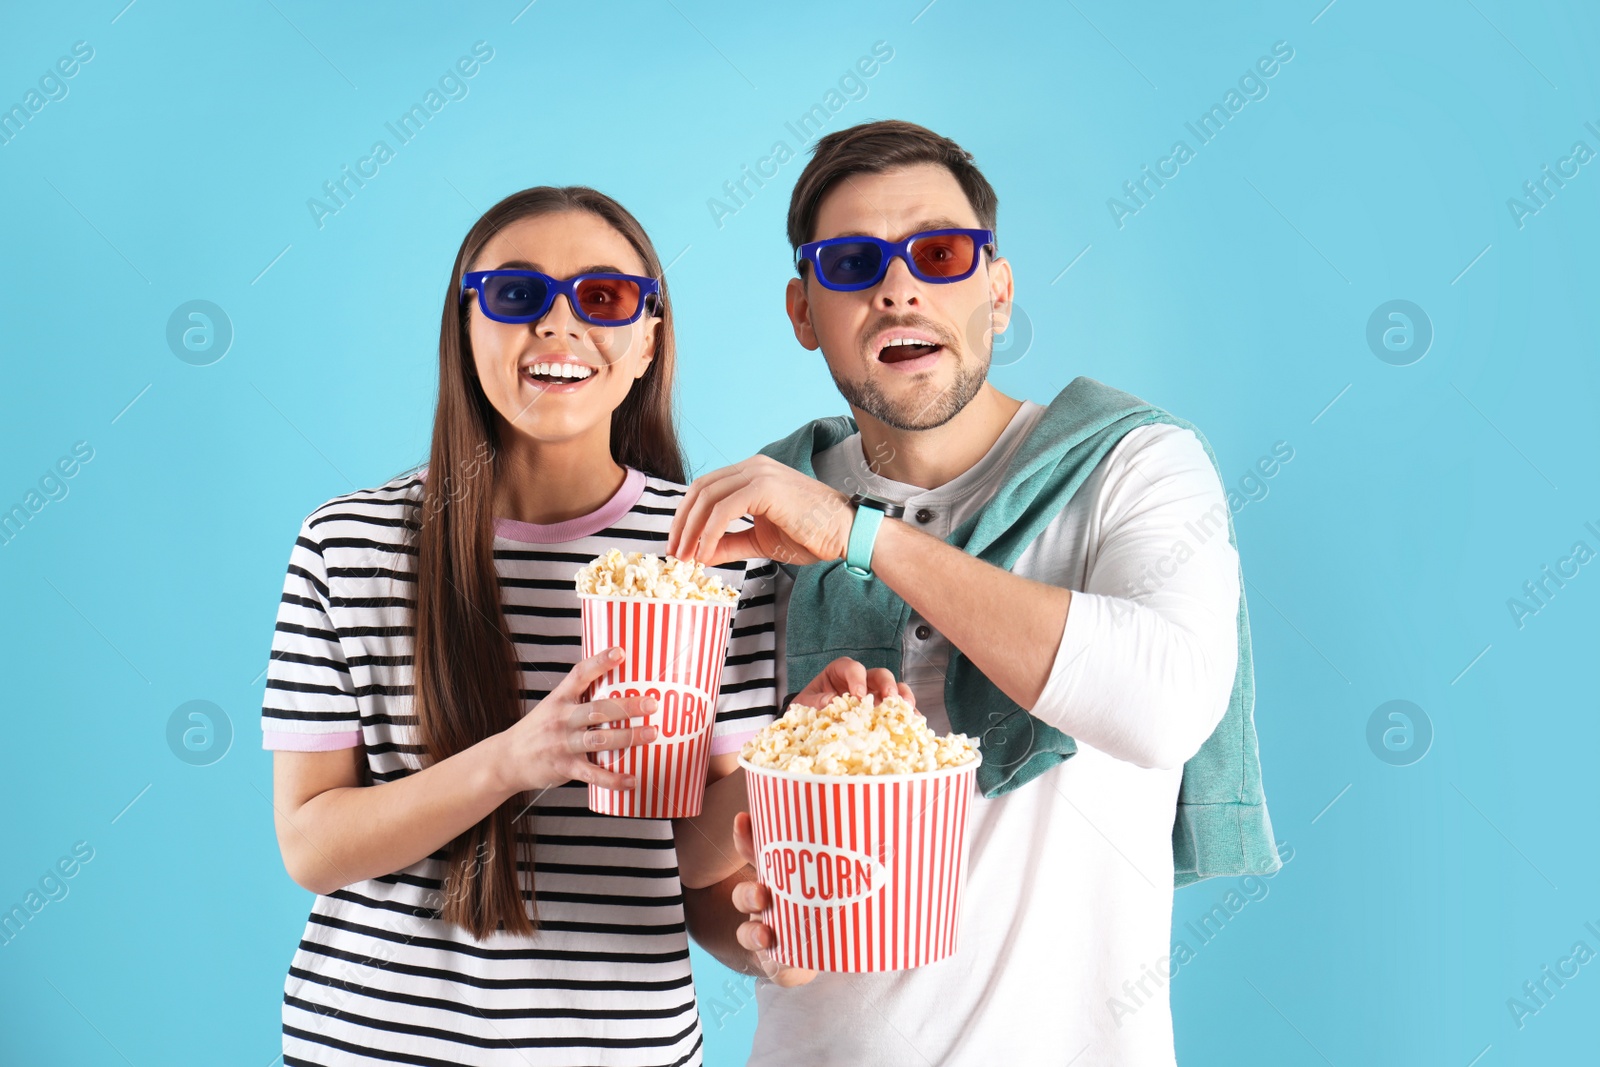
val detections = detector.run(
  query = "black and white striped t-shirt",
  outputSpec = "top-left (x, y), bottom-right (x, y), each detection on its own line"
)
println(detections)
top-left (261, 468), bottom-right (778, 1067)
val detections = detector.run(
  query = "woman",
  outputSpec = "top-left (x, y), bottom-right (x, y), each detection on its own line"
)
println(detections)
top-left (262, 186), bottom-right (777, 1065)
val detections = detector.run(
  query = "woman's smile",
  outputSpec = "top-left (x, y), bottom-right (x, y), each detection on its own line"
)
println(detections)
top-left (519, 353), bottom-right (601, 392)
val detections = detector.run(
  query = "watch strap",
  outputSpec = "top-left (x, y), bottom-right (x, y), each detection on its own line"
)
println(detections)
top-left (844, 496), bottom-right (899, 578)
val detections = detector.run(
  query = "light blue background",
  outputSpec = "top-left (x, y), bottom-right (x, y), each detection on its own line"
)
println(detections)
top-left (2, 1), bottom-right (1596, 1064)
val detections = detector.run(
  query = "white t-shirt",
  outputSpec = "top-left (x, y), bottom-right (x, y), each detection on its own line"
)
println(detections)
top-left (756, 402), bottom-right (1241, 1066)
top-left (262, 468), bottom-right (779, 1067)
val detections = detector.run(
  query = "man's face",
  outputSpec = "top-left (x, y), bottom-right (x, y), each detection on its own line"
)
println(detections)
top-left (785, 163), bottom-right (1013, 432)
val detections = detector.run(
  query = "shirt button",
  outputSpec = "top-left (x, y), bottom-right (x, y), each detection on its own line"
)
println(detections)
top-left (914, 508), bottom-right (935, 524)
top-left (914, 624), bottom-right (933, 641)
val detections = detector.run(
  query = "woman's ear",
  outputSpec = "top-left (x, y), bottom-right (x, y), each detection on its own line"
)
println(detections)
top-left (631, 318), bottom-right (659, 380)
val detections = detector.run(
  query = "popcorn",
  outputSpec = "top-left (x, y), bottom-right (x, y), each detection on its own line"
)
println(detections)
top-left (575, 549), bottom-right (740, 604)
top-left (743, 693), bottom-right (979, 776)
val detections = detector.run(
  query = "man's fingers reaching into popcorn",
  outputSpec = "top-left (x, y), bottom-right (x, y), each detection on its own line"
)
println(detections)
top-left (792, 656), bottom-right (914, 711)
top-left (666, 455), bottom-right (855, 568)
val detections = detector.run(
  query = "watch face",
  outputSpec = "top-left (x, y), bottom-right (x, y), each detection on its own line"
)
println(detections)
top-left (850, 494), bottom-right (904, 519)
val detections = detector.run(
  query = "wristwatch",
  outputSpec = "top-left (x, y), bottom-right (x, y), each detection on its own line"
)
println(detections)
top-left (844, 494), bottom-right (904, 579)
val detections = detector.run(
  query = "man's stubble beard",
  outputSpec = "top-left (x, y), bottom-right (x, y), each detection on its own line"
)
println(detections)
top-left (828, 326), bottom-right (992, 433)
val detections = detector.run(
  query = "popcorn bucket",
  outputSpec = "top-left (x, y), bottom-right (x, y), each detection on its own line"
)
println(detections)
top-left (579, 594), bottom-right (735, 818)
top-left (739, 755), bottom-right (981, 972)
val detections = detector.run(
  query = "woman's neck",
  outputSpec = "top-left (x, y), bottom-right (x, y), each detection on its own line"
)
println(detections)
top-left (491, 426), bottom-right (627, 526)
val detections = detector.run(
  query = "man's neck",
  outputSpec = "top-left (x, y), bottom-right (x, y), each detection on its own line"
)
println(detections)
top-left (854, 384), bottom-right (1024, 490)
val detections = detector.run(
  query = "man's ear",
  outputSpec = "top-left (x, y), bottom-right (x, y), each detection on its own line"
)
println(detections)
top-left (785, 276), bottom-right (821, 351)
top-left (986, 255), bottom-right (1015, 337)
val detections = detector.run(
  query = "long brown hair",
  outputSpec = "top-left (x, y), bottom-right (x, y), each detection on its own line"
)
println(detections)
top-left (413, 187), bottom-right (684, 938)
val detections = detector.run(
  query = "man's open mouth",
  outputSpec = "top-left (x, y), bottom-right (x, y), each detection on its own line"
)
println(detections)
top-left (877, 337), bottom-right (943, 364)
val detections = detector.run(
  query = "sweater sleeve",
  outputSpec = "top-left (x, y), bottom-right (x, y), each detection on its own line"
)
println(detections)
top-left (1030, 423), bottom-right (1241, 770)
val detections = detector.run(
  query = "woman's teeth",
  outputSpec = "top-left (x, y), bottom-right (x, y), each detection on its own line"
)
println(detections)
top-left (525, 362), bottom-right (594, 382)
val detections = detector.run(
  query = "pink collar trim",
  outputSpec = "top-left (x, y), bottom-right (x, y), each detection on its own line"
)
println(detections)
top-left (492, 467), bottom-right (646, 544)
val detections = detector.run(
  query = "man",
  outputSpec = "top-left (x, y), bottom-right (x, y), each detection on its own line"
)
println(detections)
top-left (667, 120), bottom-right (1278, 1065)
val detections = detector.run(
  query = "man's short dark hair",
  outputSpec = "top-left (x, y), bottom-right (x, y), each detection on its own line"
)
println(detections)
top-left (785, 120), bottom-right (999, 258)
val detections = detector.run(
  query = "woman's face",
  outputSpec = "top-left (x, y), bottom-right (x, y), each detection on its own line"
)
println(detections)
top-left (465, 210), bottom-right (659, 450)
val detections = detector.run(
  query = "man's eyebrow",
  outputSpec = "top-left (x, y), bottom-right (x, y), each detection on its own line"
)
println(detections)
top-left (908, 216), bottom-right (969, 234)
top-left (816, 217), bottom-right (974, 241)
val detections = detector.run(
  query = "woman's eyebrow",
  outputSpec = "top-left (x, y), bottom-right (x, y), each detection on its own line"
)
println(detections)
top-left (491, 261), bottom-right (628, 275)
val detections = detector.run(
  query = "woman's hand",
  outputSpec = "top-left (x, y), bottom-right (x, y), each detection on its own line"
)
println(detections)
top-left (730, 811), bottom-right (819, 987)
top-left (492, 646), bottom-right (660, 794)
top-left (719, 658), bottom-right (910, 984)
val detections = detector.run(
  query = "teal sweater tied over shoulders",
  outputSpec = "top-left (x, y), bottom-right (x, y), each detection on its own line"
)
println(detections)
top-left (760, 376), bottom-right (1281, 887)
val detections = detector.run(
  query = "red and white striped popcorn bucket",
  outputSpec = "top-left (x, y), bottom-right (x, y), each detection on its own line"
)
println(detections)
top-left (739, 755), bottom-right (982, 972)
top-left (579, 594), bottom-right (735, 818)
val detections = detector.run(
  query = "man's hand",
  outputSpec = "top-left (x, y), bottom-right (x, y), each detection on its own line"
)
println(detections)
top-left (792, 656), bottom-right (915, 710)
top-left (667, 455), bottom-right (853, 567)
top-left (730, 811), bottom-right (819, 988)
